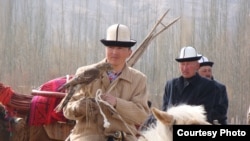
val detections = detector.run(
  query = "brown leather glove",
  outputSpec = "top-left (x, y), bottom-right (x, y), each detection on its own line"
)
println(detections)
top-left (74, 97), bottom-right (98, 117)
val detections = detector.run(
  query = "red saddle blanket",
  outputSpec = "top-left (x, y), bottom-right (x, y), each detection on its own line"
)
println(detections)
top-left (0, 83), bottom-right (14, 106)
top-left (0, 83), bottom-right (15, 115)
top-left (29, 75), bottom-right (73, 126)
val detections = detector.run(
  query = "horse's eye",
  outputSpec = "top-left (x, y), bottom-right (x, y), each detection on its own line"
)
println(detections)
top-left (173, 119), bottom-right (177, 125)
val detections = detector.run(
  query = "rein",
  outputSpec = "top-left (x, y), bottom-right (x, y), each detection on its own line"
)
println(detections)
top-left (95, 89), bottom-right (137, 139)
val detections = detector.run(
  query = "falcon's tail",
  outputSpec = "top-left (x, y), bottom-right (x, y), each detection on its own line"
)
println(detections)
top-left (54, 98), bottom-right (65, 113)
top-left (57, 84), bottom-right (67, 92)
top-left (54, 88), bottom-right (75, 113)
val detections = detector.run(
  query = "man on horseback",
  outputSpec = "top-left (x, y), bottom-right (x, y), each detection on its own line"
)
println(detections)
top-left (62, 24), bottom-right (150, 141)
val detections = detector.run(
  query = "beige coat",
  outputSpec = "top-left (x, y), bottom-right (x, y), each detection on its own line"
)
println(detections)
top-left (63, 59), bottom-right (150, 141)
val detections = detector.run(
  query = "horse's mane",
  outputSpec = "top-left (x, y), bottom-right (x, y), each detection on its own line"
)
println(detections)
top-left (165, 104), bottom-right (209, 124)
top-left (139, 104), bottom-right (210, 141)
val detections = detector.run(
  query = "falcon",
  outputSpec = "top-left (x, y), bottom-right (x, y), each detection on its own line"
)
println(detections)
top-left (54, 62), bottom-right (113, 112)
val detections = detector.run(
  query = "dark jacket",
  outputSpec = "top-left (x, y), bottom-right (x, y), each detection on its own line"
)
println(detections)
top-left (162, 73), bottom-right (218, 123)
top-left (140, 73), bottom-right (220, 130)
top-left (212, 80), bottom-right (228, 124)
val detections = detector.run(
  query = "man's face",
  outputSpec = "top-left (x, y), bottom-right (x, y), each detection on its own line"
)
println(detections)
top-left (179, 61), bottom-right (199, 78)
top-left (105, 46), bottom-right (132, 67)
top-left (198, 66), bottom-right (213, 80)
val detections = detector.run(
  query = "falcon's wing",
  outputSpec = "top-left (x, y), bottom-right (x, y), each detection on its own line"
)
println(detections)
top-left (76, 67), bottom-right (100, 85)
top-left (54, 67), bottom-right (101, 112)
top-left (57, 67), bottom-right (100, 91)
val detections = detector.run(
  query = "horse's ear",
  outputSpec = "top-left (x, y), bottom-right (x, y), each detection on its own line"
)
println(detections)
top-left (151, 107), bottom-right (174, 125)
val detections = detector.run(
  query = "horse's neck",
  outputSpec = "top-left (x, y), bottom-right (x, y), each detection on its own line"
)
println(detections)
top-left (156, 122), bottom-right (173, 141)
top-left (139, 123), bottom-right (173, 141)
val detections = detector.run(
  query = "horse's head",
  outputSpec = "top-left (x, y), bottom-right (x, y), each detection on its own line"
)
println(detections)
top-left (139, 104), bottom-right (210, 141)
top-left (152, 104), bottom-right (211, 126)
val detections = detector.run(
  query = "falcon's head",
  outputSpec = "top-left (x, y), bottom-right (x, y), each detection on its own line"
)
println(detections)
top-left (96, 62), bottom-right (113, 72)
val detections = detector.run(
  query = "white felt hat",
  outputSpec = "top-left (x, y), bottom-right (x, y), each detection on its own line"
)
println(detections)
top-left (100, 24), bottom-right (136, 47)
top-left (175, 46), bottom-right (202, 62)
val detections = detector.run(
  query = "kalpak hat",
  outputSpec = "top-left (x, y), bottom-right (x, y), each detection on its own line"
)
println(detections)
top-left (198, 56), bottom-right (214, 67)
top-left (100, 24), bottom-right (136, 47)
top-left (175, 46), bottom-right (202, 62)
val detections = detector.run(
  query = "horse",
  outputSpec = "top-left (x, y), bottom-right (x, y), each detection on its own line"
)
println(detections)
top-left (0, 102), bottom-right (28, 141)
top-left (0, 102), bottom-right (11, 140)
top-left (0, 80), bottom-right (74, 141)
top-left (138, 104), bottom-right (211, 141)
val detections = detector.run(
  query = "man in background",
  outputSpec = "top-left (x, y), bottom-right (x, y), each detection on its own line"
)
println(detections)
top-left (141, 46), bottom-right (219, 129)
top-left (198, 55), bottom-right (228, 124)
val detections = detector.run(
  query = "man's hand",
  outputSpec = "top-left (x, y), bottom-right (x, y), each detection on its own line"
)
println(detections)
top-left (101, 94), bottom-right (117, 107)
